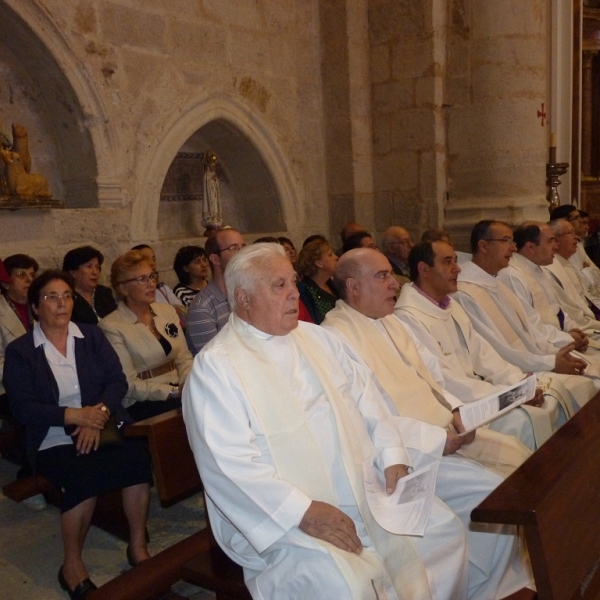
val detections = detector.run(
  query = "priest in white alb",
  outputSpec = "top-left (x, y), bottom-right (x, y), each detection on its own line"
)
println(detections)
top-left (454, 220), bottom-right (596, 413)
top-left (544, 218), bottom-right (600, 324)
top-left (395, 239), bottom-right (562, 450)
top-left (323, 248), bottom-right (534, 599)
top-left (183, 243), bottom-right (534, 600)
top-left (497, 222), bottom-right (594, 346)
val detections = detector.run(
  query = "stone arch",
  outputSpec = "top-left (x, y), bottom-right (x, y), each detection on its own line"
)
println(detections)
top-left (131, 94), bottom-right (300, 241)
top-left (0, 0), bottom-right (121, 206)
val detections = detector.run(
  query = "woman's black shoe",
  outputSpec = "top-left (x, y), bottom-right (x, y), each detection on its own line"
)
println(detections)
top-left (126, 544), bottom-right (149, 568)
top-left (58, 566), bottom-right (97, 600)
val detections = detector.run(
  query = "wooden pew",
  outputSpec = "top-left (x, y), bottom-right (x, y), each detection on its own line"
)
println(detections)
top-left (126, 408), bottom-right (202, 507)
top-left (472, 391), bottom-right (600, 600)
top-left (98, 409), bottom-right (250, 600)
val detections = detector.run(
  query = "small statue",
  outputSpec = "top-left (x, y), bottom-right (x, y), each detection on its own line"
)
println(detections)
top-left (201, 151), bottom-right (223, 233)
top-left (0, 148), bottom-right (51, 197)
top-left (0, 123), bottom-right (51, 199)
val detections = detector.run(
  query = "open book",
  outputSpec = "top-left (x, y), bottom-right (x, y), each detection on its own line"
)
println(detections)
top-left (458, 374), bottom-right (536, 435)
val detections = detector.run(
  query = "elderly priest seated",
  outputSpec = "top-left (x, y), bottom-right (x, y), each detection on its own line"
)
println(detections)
top-left (183, 243), bottom-right (534, 600)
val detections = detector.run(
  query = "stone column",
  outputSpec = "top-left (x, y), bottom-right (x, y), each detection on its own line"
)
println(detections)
top-left (581, 51), bottom-right (596, 176)
top-left (444, 0), bottom-right (550, 249)
top-left (368, 0), bottom-right (447, 236)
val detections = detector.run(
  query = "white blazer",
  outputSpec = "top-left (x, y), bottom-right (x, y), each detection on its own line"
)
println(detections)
top-left (99, 302), bottom-right (192, 408)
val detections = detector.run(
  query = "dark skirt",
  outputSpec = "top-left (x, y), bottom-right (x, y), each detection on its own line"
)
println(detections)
top-left (35, 439), bottom-right (153, 513)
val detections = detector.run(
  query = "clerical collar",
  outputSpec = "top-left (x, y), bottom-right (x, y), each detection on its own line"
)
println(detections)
top-left (413, 283), bottom-right (451, 309)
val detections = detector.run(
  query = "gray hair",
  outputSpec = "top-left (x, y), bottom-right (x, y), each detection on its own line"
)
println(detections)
top-left (549, 218), bottom-right (569, 235)
top-left (224, 243), bottom-right (287, 311)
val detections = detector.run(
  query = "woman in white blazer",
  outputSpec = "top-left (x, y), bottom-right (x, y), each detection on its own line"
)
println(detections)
top-left (99, 250), bottom-right (193, 422)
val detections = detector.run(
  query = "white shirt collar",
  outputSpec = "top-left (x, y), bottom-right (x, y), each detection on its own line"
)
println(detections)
top-left (33, 320), bottom-right (84, 348)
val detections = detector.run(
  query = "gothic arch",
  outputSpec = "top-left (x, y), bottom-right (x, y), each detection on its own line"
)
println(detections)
top-left (131, 94), bottom-right (300, 240)
top-left (0, 0), bottom-right (121, 206)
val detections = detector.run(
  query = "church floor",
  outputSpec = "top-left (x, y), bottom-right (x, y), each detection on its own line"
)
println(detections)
top-left (0, 458), bottom-right (215, 600)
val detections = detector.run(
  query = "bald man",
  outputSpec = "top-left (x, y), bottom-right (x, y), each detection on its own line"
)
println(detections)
top-left (382, 226), bottom-right (413, 286)
top-left (323, 248), bottom-right (534, 600)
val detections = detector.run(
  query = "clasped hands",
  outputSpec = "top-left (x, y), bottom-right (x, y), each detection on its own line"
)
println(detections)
top-left (299, 464), bottom-right (409, 554)
top-left (64, 403), bottom-right (110, 454)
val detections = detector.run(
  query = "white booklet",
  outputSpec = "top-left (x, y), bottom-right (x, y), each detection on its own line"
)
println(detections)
top-left (362, 461), bottom-right (438, 536)
top-left (458, 374), bottom-right (536, 435)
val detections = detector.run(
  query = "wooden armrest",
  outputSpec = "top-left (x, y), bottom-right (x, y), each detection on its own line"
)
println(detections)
top-left (2, 475), bottom-right (54, 502)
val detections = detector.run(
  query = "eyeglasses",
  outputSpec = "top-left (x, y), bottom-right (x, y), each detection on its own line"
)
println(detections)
top-left (390, 240), bottom-right (413, 247)
top-left (12, 269), bottom-right (37, 280)
top-left (483, 238), bottom-right (516, 245)
top-left (119, 272), bottom-right (159, 285)
top-left (41, 292), bottom-right (74, 303)
top-left (218, 244), bottom-right (245, 253)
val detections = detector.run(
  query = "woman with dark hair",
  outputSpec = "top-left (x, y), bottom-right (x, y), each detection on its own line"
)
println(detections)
top-left (296, 239), bottom-right (339, 324)
top-left (100, 250), bottom-right (192, 422)
top-left (277, 236), bottom-right (297, 265)
top-left (4, 269), bottom-right (153, 599)
top-left (62, 246), bottom-right (117, 325)
top-left (172, 246), bottom-right (209, 308)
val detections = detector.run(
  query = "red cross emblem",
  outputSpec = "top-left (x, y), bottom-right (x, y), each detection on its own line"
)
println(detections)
top-left (537, 103), bottom-right (547, 126)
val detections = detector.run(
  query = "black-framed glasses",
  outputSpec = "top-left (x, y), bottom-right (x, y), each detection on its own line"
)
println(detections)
top-left (119, 272), bottom-right (159, 285)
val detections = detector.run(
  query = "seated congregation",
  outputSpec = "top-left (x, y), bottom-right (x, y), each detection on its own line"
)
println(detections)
top-left (1, 206), bottom-right (599, 599)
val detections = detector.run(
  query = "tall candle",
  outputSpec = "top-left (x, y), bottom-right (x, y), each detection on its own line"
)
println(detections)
top-left (550, 132), bottom-right (557, 148)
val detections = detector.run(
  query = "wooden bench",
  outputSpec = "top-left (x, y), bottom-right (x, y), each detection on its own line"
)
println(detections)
top-left (472, 390), bottom-right (600, 600)
top-left (86, 409), bottom-right (249, 600)
top-left (125, 408), bottom-right (202, 507)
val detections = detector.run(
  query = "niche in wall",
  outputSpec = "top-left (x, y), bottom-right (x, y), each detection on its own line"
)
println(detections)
top-left (157, 118), bottom-right (285, 238)
top-left (0, 3), bottom-right (97, 207)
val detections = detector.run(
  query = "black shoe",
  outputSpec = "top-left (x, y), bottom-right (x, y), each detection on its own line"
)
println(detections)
top-left (58, 566), bottom-right (97, 600)
top-left (126, 544), bottom-right (150, 568)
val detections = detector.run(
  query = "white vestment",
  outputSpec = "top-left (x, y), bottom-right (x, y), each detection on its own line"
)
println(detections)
top-left (498, 253), bottom-right (578, 340)
top-left (184, 316), bottom-right (475, 600)
top-left (395, 283), bottom-right (560, 449)
top-left (455, 261), bottom-right (595, 413)
top-left (323, 302), bottom-right (534, 599)
top-left (570, 242), bottom-right (600, 294)
top-left (544, 256), bottom-right (600, 332)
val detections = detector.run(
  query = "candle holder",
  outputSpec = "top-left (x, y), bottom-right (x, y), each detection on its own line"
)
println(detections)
top-left (546, 146), bottom-right (569, 214)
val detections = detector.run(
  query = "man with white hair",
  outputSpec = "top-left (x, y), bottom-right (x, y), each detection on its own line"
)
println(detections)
top-left (183, 243), bottom-right (533, 600)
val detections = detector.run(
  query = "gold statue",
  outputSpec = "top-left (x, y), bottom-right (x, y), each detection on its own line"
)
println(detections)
top-left (0, 123), bottom-right (52, 200)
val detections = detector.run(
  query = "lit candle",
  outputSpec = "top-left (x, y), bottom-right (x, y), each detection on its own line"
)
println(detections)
top-left (550, 132), bottom-right (557, 148)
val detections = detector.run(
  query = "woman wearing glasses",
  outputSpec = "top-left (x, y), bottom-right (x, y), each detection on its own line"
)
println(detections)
top-left (4, 270), bottom-right (153, 599)
top-left (99, 250), bottom-right (193, 422)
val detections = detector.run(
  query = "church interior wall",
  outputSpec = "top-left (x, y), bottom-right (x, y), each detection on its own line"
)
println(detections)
top-left (0, 0), bottom-right (330, 283)
top-left (0, 0), bottom-right (571, 270)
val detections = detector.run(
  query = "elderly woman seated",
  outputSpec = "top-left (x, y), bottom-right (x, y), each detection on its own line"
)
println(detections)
top-left (3, 270), bottom-right (153, 600)
top-left (62, 245), bottom-right (117, 325)
top-left (99, 250), bottom-right (193, 422)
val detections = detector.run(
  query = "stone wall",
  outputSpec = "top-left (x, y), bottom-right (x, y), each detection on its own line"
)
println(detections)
top-left (368, 0), bottom-right (447, 241)
top-left (444, 0), bottom-right (550, 248)
top-left (0, 0), bottom-right (330, 280)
